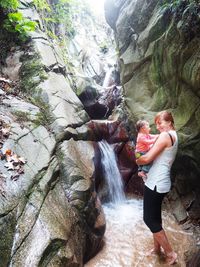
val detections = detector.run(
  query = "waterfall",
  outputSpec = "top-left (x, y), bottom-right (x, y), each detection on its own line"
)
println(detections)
top-left (98, 140), bottom-right (126, 204)
top-left (102, 67), bottom-right (114, 88)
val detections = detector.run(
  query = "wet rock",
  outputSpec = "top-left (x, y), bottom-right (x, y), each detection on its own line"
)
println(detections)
top-left (84, 102), bottom-right (108, 120)
top-left (79, 84), bottom-right (122, 120)
top-left (105, 0), bottom-right (200, 225)
top-left (98, 85), bottom-right (122, 117)
top-left (39, 72), bottom-right (89, 136)
top-left (2, 95), bottom-right (40, 121)
top-left (168, 188), bottom-right (188, 223)
top-left (0, 211), bottom-right (16, 267)
top-left (58, 139), bottom-right (106, 262)
top-left (114, 141), bottom-right (143, 195)
top-left (0, 78), bottom-right (103, 266)
top-left (2, 49), bottom-right (24, 81)
top-left (87, 108), bottom-right (130, 143)
top-left (186, 249), bottom-right (200, 267)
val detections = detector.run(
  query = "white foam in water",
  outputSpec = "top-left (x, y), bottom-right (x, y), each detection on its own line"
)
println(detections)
top-left (103, 199), bottom-right (143, 225)
top-left (98, 140), bottom-right (126, 204)
top-left (85, 198), bottom-right (196, 267)
top-left (86, 142), bottom-right (196, 266)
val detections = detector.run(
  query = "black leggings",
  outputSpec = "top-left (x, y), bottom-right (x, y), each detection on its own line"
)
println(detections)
top-left (143, 185), bottom-right (167, 233)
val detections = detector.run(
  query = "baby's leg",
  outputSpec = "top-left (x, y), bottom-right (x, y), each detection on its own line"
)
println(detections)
top-left (138, 170), bottom-right (147, 182)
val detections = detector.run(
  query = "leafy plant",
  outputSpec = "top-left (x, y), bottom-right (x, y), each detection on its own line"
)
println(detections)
top-left (3, 12), bottom-right (37, 41)
top-left (30, 97), bottom-right (53, 127)
top-left (12, 110), bottom-right (30, 122)
top-left (161, 0), bottom-right (198, 10)
top-left (160, 0), bottom-right (200, 41)
top-left (0, 0), bottom-right (37, 42)
top-left (33, 109), bottom-right (53, 127)
top-left (0, 0), bottom-right (19, 9)
top-left (20, 54), bottom-right (47, 93)
top-left (33, 0), bottom-right (51, 11)
top-left (52, 0), bottom-right (78, 34)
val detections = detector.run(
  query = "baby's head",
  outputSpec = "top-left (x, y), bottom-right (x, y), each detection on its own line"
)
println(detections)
top-left (136, 120), bottom-right (150, 133)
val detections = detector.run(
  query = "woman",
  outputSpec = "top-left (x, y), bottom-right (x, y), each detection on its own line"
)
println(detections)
top-left (136, 110), bottom-right (178, 265)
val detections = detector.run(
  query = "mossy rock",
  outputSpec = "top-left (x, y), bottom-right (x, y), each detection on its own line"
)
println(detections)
top-left (19, 47), bottom-right (47, 94)
top-left (0, 212), bottom-right (16, 267)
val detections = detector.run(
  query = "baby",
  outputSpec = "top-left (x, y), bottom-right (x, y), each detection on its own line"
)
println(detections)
top-left (135, 120), bottom-right (158, 180)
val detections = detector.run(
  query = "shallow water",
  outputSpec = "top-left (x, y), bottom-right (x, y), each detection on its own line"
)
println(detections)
top-left (85, 198), bottom-right (195, 267)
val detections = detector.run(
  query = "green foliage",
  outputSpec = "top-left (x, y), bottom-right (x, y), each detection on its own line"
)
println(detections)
top-left (161, 0), bottom-right (199, 11)
top-left (12, 96), bottom-right (53, 127)
top-left (160, 0), bottom-right (200, 41)
top-left (3, 12), bottom-right (37, 41)
top-left (20, 53), bottom-right (47, 93)
top-left (34, 0), bottom-right (91, 41)
top-left (51, 0), bottom-right (79, 37)
top-left (0, 0), bottom-right (19, 9)
top-left (12, 110), bottom-right (30, 122)
top-left (33, 109), bottom-right (53, 127)
top-left (0, 0), bottom-right (37, 42)
top-left (161, 0), bottom-right (181, 9)
top-left (33, 0), bottom-right (51, 11)
top-left (31, 97), bottom-right (53, 127)
top-left (46, 29), bottom-right (59, 40)
top-left (99, 42), bottom-right (109, 54)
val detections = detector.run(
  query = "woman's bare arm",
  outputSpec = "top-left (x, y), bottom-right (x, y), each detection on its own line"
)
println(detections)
top-left (136, 132), bottom-right (170, 165)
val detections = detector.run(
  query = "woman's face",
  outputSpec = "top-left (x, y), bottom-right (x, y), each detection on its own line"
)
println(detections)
top-left (156, 118), bottom-right (171, 132)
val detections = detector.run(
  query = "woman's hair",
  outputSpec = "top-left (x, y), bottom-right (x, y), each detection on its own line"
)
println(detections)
top-left (135, 120), bottom-right (148, 132)
top-left (154, 110), bottom-right (175, 128)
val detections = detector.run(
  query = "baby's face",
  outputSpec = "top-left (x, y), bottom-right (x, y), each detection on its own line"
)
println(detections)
top-left (141, 122), bottom-right (150, 134)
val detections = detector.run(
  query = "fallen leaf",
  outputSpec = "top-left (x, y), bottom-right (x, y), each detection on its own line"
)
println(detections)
top-left (5, 149), bottom-right (12, 156)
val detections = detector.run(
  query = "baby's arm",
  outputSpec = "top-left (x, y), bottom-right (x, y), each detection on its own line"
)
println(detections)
top-left (136, 134), bottom-right (159, 149)
top-left (149, 134), bottom-right (159, 143)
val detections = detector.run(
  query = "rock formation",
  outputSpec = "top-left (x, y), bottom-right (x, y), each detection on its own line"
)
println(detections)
top-left (105, 0), bottom-right (200, 225)
top-left (0, 1), bottom-right (108, 266)
top-left (105, 0), bottom-right (200, 263)
top-left (1, 0), bottom-right (200, 265)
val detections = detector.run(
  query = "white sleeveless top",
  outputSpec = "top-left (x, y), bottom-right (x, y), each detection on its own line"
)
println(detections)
top-left (145, 130), bottom-right (178, 193)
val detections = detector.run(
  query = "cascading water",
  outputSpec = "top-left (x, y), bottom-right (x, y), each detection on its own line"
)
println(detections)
top-left (85, 142), bottom-right (196, 267)
top-left (103, 67), bottom-right (114, 88)
top-left (98, 140), bottom-right (126, 204)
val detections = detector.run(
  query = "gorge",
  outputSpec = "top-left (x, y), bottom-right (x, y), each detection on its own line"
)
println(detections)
top-left (0, 0), bottom-right (200, 266)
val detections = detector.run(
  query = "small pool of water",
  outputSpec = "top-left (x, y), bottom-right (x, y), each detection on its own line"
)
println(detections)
top-left (85, 198), bottom-right (195, 267)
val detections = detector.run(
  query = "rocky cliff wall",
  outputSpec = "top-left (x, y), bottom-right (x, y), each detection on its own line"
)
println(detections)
top-left (0, 1), bottom-right (107, 266)
top-left (105, 0), bottom-right (200, 224)
top-left (1, 0), bottom-right (200, 265)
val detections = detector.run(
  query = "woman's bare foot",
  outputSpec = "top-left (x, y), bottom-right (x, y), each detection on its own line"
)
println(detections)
top-left (146, 248), bottom-right (161, 257)
top-left (166, 251), bottom-right (177, 265)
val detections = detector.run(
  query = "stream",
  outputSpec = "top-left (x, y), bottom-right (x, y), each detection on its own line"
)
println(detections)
top-left (85, 198), bottom-right (195, 267)
top-left (85, 141), bottom-right (196, 267)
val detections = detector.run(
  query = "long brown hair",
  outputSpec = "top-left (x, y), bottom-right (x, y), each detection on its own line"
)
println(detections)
top-left (154, 110), bottom-right (175, 129)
